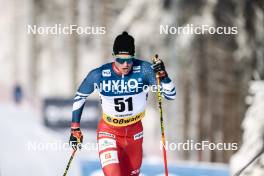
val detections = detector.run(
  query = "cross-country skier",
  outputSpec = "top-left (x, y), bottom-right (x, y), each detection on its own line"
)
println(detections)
top-left (69, 31), bottom-right (176, 176)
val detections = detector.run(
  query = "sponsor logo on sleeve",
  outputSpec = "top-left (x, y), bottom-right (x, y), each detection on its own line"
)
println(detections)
top-left (102, 69), bottom-right (111, 77)
top-left (133, 66), bottom-right (141, 73)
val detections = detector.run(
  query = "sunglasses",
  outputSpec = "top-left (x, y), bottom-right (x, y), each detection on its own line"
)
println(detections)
top-left (115, 57), bottom-right (134, 64)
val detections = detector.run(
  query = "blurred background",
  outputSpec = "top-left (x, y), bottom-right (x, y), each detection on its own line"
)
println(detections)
top-left (0, 0), bottom-right (264, 176)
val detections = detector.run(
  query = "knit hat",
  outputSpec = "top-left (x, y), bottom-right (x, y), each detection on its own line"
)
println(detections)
top-left (113, 31), bottom-right (135, 56)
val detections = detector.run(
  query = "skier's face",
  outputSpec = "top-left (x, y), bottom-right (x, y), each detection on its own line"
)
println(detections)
top-left (114, 55), bottom-right (133, 75)
top-left (115, 60), bottom-right (133, 75)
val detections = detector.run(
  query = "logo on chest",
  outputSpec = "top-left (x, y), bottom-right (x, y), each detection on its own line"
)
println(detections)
top-left (98, 79), bottom-right (142, 94)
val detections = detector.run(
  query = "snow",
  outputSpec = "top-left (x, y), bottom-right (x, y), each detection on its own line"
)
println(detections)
top-left (0, 103), bottom-right (97, 176)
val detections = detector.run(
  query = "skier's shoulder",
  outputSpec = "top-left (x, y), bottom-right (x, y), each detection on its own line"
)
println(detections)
top-left (86, 66), bottom-right (101, 78)
top-left (133, 58), bottom-right (152, 68)
top-left (132, 58), bottom-right (153, 77)
top-left (86, 62), bottom-right (115, 80)
top-left (86, 62), bottom-right (110, 75)
top-left (100, 62), bottom-right (113, 71)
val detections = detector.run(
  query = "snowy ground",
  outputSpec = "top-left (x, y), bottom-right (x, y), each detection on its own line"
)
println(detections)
top-left (0, 103), bottom-right (97, 176)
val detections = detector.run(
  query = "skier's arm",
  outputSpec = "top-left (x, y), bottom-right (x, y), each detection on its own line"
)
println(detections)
top-left (71, 68), bottom-right (101, 128)
top-left (143, 61), bottom-right (176, 100)
top-left (69, 68), bottom-right (101, 150)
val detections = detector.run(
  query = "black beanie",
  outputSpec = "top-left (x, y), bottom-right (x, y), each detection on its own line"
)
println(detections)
top-left (113, 31), bottom-right (135, 56)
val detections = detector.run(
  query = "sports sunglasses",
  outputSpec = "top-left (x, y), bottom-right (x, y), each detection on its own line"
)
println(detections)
top-left (115, 56), bottom-right (134, 64)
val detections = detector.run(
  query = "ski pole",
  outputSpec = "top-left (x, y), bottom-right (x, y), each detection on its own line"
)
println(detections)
top-left (152, 54), bottom-right (169, 176)
top-left (63, 149), bottom-right (77, 176)
top-left (233, 144), bottom-right (264, 176)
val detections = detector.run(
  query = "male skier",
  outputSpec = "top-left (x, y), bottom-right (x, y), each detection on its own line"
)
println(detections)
top-left (69, 31), bottom-right (176, 176)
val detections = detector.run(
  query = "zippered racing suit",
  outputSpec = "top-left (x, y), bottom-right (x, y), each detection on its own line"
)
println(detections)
top-left (71, 59), bottom-right (176, 176)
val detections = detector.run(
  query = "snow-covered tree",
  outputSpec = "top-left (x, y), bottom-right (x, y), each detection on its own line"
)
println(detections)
top-left (231, 81), bottom-right (264, 176)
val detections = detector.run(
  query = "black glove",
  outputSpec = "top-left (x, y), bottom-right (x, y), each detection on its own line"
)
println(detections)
top-left (69, 128), bottom-right (83, 150)
top-left (151, 59), bottom-right (168, 79)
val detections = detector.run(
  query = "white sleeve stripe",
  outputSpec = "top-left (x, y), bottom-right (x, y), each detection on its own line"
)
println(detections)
top-left (76, 92), bottom-right (90, 96)
top-left (163, 88), bottom-right (176, 94)
top-left (74, 96), bottom-right (81, 100)
top-left (74, 95), bottom-right (88, 100)
top-left (73, 99), bottom-right (86, 111)
top-left (161, 81), bottom-right (175, 91)
top-left (164, 91), bottom-right (176, 96)
top-left (164, 94), bottom-right (176, 100)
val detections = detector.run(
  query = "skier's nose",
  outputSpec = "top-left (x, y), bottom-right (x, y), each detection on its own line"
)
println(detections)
top-left (123, 61), bottom-right (129, 66)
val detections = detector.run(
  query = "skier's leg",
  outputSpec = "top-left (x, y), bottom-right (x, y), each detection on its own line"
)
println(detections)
top-left (100, 150), bottom-right (122, 176)
top-left (97, 132), bottom-right (122, 176)
top-left (121, 135), bottom-right (143, 176)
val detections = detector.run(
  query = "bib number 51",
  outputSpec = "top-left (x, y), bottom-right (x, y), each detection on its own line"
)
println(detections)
top-left (114, 97), bottom-right (133, 112)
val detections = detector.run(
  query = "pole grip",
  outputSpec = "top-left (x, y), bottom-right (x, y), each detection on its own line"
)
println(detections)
top-left (152, 54), bottom-right (160, 64)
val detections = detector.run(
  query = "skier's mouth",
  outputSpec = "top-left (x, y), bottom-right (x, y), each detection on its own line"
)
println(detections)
top-left (121, 67), bottom-right (131, 73)
top-left (122, 68), bottom-right (129, 72)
